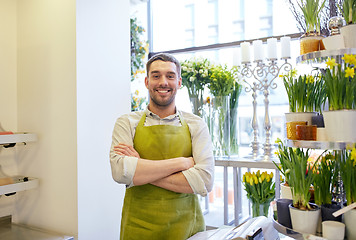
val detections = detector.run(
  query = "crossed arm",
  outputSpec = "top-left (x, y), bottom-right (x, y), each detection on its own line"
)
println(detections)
top-left (114, 143), bottom-right (195, 193)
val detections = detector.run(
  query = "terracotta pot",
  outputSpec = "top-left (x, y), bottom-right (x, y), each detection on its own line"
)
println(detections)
top-left (300, 33), bottom-right (323, 55)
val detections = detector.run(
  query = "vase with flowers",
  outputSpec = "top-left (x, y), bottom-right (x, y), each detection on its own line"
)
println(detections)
top-left (321, 54), bottom-right (356, 142)
top-left (297, 0), bottom-right (327, 54)
top-left (208, 64), bottom-right (236, 156)
top-left (339, 0), bottom-right (356, 48)
top-left (243, 170), bottom-right (275, 218)
top-left (274, 139), bottom-right (321, 234)
top-left (181, 58), bottom-right (212, 118)
top-left (281, 69), bottom-right (326, 139)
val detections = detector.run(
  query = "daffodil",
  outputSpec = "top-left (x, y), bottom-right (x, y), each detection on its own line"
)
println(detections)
top-left (342, 54), bottom-right (354, 65)
top-left (345, 67), bottom-right (355, 78)
top-left (326, 58), bottom-right (338, 69)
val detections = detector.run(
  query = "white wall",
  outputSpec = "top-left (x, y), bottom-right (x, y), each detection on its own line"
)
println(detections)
top-left (76, 0), bottom-right (130, 239)
top-left (0, 0), bottom-right (129, 239)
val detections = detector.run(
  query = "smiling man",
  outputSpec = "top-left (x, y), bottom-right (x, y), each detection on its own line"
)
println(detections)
top-left (109, 53), bottom-right (214, 240)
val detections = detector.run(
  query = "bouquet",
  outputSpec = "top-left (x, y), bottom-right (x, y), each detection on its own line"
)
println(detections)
top-left (131, 90), bottom-right (147, 112)
top-left (243, 170), bottom-right (275, 217)
top-left (321, 54), bottom-right (356, 110)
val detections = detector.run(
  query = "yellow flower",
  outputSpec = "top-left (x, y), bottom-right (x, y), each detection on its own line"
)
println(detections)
top-left (291, 69), bottom-right (297, 77)
top-left (254, 176), bottom-right (258, 185)
top-left (249, 178), bottom-right (254, 186)
top-left (326, 58), bottom-right (338, 69)
top-left (306, 75), bottom-right (314, 84)
top-left (259, 177), bottom-right (262, 184)
top-left (351, 148), bottom-right (356, 161)
top-left (342, 54), bottom-right (354, 65)
top-left (266, 175), bottom-right (271, 182)
top-left (345, 67), bottom-right (355, 78)
top-left (135, 90), bottom-right (139, 95)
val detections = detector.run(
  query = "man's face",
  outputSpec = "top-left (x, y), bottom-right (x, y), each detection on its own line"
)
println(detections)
top-left (145, 60), bottom-right (182, 108)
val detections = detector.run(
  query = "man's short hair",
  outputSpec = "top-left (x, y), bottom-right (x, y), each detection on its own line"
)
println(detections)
top-left (146, 53), bottom-right (181, 77)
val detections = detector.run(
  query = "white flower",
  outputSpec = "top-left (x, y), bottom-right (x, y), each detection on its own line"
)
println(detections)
top-left (199, 69), bottom-right (204, 74)
top-left (189, 76), bottom-right (195, 82)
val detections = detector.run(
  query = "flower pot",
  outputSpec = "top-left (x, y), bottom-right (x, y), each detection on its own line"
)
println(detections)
top-left (280, 183), bottom-right (293, 200)
top-left (323, 110), bottom-right (356, 142)
top-left (300, 34), bottom-right (322, 55)
top-left (285, 112), bottom-right (318, 125)
top-left (322, 221), bottom-right (345, 240)
top-left (276, 198), bottom-right (293, 229)
top-left (322, 34), bottom-right (345, 50)
top-left (289, 203), bottom-right (321, 235)
top-left (344, 208), bottom-right (356, 240)
top-left (340, 24), bottom-right (356, 48)
top-left (321, 203), bottom-right (342, 222)
top-left (286, 121), bottom-right (307, 140)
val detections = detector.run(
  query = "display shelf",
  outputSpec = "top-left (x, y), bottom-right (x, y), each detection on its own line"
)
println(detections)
top-left (0, 216), bottom-right (74, 240)
top-left (296, 48), bottom-right (356, 64)
top-left (0, 177), bottom-right (39, 196)
top-left (0, 133), bottom-right (37, 145)
top-left (286, 139), bottom-right (353, 150)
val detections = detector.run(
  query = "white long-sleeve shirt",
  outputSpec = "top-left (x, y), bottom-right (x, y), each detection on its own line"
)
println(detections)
top-left (110, 108), bottom-right (214, 197)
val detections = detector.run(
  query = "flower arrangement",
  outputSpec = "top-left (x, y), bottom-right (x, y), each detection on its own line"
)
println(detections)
top-left (243, 170), bottom-right (275, 217)
top-left (339, 145), bottom-right (356, 205)
top-left (281, 69), bottom-right (326, 113)
top-left (130, 18), bottom-right (148, 82)
top-left (312, 152), bottom-right (336, 206)
top-left (131, 90), bottom-right (147, 112)
top-left (321, 54), bottom-right (356, 110)
top-left (209, 65), bottom-right (238, 97)
top-left (338, 0), bottom-right (356, 24)
top-left (274, 138), bottom-right (320, 210)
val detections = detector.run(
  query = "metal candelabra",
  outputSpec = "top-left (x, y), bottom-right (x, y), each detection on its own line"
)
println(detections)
top-left (241, 58), bottom-right (292, 161)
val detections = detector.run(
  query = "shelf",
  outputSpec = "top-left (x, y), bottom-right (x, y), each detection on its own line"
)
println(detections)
top-left (0, 177), bottom-right (39, 196)
top-left (296, 48), bottom-right (356, 64)
top-left (286, 139), bottom-right (353, 150)
top-left (0, 216), bottom-right (74, 240)
top-left (0, 133), bottom-right (37, 146)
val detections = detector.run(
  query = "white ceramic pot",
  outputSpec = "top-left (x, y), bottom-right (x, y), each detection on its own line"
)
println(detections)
top-left (323, 110), bottom-right (356, 142)
top-left (280, 183), bottom-right (293, 200)
top-left (344, 208), bottom-right (356, 240)
top-left (289, 203), bottom-right (321, 235)
top-left (285, 112), bottom-right (318, 125)
top-left (340, 24), bottom-right (356, 48)
top-left (322, 34), bottom-right (345, 50)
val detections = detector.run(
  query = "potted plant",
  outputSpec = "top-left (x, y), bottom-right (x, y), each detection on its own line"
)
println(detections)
top-left (274, 139), bottom-right (321, 234)
top-left (320, 54), bottom-right (356, 142)
top-left (181, 58), bottom-right (212, 117)
top-left (339, 146), bottom-right (356, 239)
top-left (242, 170), bottom-right (275, 218)
top-left (312, 152), bottom-right (341, 222)
top-left (297, 0), bottom-right (327, 54)
top-left (281, 69), bottom-right (326, 139)
top-left (339, 0), bottom-right (356, 48)
top-left (208, 64), bottom-right (235, 156)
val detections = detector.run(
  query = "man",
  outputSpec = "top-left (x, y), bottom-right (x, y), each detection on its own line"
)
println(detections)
top-left (110, 53), bottom-right (214, 240)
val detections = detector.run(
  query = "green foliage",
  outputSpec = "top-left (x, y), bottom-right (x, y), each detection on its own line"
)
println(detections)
top-left (281, 69), bottom-right (326, 113)
top-left (209, 65), bottom-right (238, 97)
top-left (297, 0), bottom-right (326, 33)
top-left (131, 18), bottom-right (148, 82)
top-left (338, 0), bottom-right (356, 24)
top-left (339, 146), bottom-right (356, 205)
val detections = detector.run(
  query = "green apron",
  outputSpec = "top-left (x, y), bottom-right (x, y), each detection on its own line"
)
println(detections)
top-left (120, 113), bottom-right (205, 240)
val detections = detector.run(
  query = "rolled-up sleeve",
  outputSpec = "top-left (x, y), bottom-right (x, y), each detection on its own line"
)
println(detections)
top-left (109, 115), bottom-right (138, 188)
top-left (182, 116), bottom-right (214, 197)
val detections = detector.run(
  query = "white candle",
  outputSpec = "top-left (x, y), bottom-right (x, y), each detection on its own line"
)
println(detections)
top-left (253, 40), bottom-right (264, 61)
top-left (240, 42), bottom-right (251, 63)
top-left (281, 36), bottom-right (291, 58)
top-left (267, 38), bottom-right (277, 59)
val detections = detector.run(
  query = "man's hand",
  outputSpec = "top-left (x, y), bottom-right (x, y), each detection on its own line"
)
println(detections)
top-left (114, 143), bottom-right (140, 158)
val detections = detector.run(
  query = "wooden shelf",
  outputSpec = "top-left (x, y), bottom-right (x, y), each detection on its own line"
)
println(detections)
top-left (0, 133), bottom-right (37, 145)
top-left (0, 177), bottom-right (39, 196)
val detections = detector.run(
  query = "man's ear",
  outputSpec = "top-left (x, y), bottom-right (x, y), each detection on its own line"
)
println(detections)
top-left (178, 77), bottom-right (182, 88)
top-left (144, 76), bottom-right (149, 89)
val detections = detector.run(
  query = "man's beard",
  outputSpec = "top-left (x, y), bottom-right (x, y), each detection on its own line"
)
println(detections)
top-left (149, 88), bottom-right (176, 107)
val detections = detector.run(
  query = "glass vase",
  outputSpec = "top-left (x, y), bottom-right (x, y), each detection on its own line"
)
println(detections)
top-left (230, 107), bottom-right (239, 156)
top-left (251, 200), bottom-right (270, 218)
top-left (211, 96), bottom-right (230, 157)
top-left (189, 96), bottom-right (204, 118)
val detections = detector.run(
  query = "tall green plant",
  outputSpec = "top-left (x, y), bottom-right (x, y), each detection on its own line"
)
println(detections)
top-left (338, 0), bottom-right (356, 24)
top-left (339, 147), bottom-right (356, 205)
top-left (297, 0), bottom-right (326, 34)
